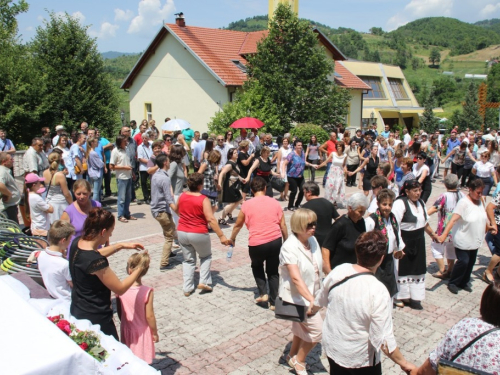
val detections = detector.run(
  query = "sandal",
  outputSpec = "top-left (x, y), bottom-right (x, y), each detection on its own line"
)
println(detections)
top-left (483, 272), bottom-right (494, 285)
top-left (255, 294), bottom-right (269, 303)
top-left (431, 271), bottom-right (446, 279)
top-left (127, 216), bottom-right (137, 221)
top-left (290, 356), bottom-right (308, 375)
top-left (118, 217), bottom-right (128, 223)
top-left (218, 218), bottom-right (227, 225)
top-left (227, 213), bottom-right (234, 221)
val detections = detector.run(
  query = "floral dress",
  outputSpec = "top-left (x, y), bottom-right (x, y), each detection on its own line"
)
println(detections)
top-left (201, 159), bottom-right (217, 206)
top-left (429, 317), bottom-right (500, 373)
top-left (432, 191), bottom-right (465, 241)
top-left (324, 152), bottom-right (346, 207)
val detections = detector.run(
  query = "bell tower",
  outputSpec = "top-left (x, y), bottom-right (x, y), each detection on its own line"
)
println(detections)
top-left (269, 0), bottom-right (298, 19)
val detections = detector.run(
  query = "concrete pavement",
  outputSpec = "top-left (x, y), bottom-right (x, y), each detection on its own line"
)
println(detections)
top-left (107, 177), bottom-right (492, 374)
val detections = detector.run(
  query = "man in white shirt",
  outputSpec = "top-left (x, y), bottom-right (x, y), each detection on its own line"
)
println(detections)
top-left (110, 135), bottom-right (134, 222)
top-left (51, 125), bottom-right (65, 147)
top-left (38, 220), bottom-right (75, 301)
top-left (214, 135), bottom-right (231, 171)
top-left (23, 137), bottom-right (45, 176)
top-left (137, 132), bottom-right (153, 204)
top-left (403, 129), bottom-right (411, 145)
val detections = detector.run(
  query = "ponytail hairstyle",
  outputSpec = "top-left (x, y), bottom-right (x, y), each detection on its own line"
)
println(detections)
top-left (126, 252), bottom-right (150, 278)
top-left (82, 208), bottom-right (115, 240)
top-left (86, 136), bottom-right (96, 160)
top-left (48, 152), bottom-right (62, 173)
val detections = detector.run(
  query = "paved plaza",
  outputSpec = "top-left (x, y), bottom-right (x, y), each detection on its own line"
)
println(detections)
top-left (106, 176), bottom-right (493, 375)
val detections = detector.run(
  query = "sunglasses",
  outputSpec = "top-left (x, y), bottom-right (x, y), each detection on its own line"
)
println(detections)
top-left (217, 139), bottom-right (224, 141)
top-left (165, 139), bottom-right (172, 142)
top-left (417, 157), bottom-right (424, 160)
top-left (306, 221), bottom-right (317, 229)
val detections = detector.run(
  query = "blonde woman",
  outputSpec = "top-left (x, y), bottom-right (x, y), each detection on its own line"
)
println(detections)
top-left (86, 136), bottom-right (105, 202)
top-left (279, 208), bottom-right (323, 375)
top-left (148, 119), bottom-right (159, 140)
top-left (43, 152), bottom-right (73, 224)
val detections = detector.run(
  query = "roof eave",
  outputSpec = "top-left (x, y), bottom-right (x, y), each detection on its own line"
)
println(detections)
top-left (312, 27), bottom-right (348, 61)
top-left (121, 26), bottom-right (168, 89)
top-left (164, 24), bottom-right (227, 87)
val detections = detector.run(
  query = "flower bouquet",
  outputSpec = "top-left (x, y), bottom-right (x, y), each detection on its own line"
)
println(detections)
top-left (48, 314), bottom-right (108, 362)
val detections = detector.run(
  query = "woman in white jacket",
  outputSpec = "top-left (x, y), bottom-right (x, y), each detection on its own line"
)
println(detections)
top-left (278, 208), bottom-right (323, 375)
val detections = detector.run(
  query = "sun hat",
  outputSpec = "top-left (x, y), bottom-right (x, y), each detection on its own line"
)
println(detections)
top-left (25, 173), bottom-right (45, 184)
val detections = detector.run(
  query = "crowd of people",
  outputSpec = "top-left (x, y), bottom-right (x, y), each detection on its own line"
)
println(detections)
top-left (1, 121), bottom-right (500, 374)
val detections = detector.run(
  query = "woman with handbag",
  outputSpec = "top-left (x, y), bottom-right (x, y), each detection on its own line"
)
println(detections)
top-left (278, 208), bottom-right (323, 375)
top-left (277, 137), bottom-right (292, 201)
top-left (412, 281), bottom-right (500, 374)
top-left (247, 146), bottom-right (281, 198)
top-left (198, 150), bottom-right (221, 214)
top-left (313, 231), bottom-right (415, 375)
top-left (229, 177), bottom-right (288, 309)
top-left (43, 152), bottom-right (73, 224)
top-left (218, 148), bottom-right (245, 225)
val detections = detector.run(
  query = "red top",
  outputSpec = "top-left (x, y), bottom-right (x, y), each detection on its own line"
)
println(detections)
top-left (134, 132), bottom-right (143, 146)
top-left (326, 140), bottom-right (337, 154)
top-left (177, 193), bottom-right (208, 233)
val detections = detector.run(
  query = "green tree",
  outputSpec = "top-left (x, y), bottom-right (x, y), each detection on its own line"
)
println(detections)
top-left (219, 4), bottom-right (351, 133)
top-left (370, 27), bottom-right (384, 36)
top-left (0, 0), bottom-right (28, 41)
top-left (429, 48), bottom-right (441, 67)
top-left (30, 13), bottom-right (120, 138)
top-left (457, 82), bottom-right (482, 131)
top-left (420, 89), bottom-right (440, 133)
top-left (487, 62), bottom-right (500, 102)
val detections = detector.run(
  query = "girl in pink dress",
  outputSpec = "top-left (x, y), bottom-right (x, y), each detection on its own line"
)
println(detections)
top-left (117, 253), bottom-right (158, 364)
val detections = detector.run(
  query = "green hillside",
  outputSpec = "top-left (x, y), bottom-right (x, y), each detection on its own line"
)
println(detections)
top-left (389, 17), bottom-right (500, 55)
top-left (475, 18), bottom-right (500, 35)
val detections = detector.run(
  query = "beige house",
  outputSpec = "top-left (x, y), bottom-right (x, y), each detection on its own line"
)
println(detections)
top-left (121, 15), bottom-right (370, 133)
top-left (341, 60), bottom-right (428, 132)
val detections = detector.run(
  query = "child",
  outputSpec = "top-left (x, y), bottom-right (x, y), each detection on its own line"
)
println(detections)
top-left (117, 253), bottom-right (158, 364)
top-left (38, 220), bottom-right (75, 301)
top-left (25, 173), bottom-right (53, 237)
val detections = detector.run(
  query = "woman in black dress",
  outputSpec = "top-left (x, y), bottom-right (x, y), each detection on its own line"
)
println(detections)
top-left (218, 148), bottom-right (246, 225)
top-left (247, 146), bottom-right (281, 197)
top-left (236, 140), bottom-right (254, 201)
top-left (364, 189), bottom-right (405, 298)
top-left (349, 144), bottom-right (379, 196)
top-left (69, 208), bottom-right (146, 339)
top-left (321, 192), bottom-right (369, 274)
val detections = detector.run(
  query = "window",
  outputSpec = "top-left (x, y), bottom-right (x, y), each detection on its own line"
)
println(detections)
top-left (145, 103), bottom-right (152, 121)
top-left (231, 60), bottom-right (247, 74)
top-left (389, 78), bottom-right (408, 99)
top-left (359, 77), bottom-right (385, 99)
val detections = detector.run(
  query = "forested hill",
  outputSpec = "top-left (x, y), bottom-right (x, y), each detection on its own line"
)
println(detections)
top-left (389, 17), bottom-right (500, 55)
top-left (475, 18), bottom-right (500, 35)
top-left (223, 15), bottom-right (355, 38)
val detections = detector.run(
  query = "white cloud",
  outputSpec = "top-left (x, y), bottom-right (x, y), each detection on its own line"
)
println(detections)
top-left (127, 0), bottom-right (176, 35)
top-left (481, 2), bottom-right (500, 16)
top-left (52, 11), bottom-right (86, 24)
top-left (89, 22), bottom-right (119, 39)
top-left (26, 26), bottom-right (33, 31)
top-left (115, 9), bottom-right (134, 22)
top-left (386, 0), bottom-right (453, 30)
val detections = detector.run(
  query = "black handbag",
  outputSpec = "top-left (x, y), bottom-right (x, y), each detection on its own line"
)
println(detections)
top-left (201, 189), bottom-right (218, 199)
top-left (274, 297), bottom-right (306, 322)
top-left (270, 176), bottom-right (285, 192)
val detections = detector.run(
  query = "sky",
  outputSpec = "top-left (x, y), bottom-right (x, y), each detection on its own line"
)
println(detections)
top-left (15, 0), bottom-right (500, 53)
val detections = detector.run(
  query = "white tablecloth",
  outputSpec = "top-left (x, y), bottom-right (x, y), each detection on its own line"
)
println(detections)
top-left (0, 276), bottom-right (159, 375)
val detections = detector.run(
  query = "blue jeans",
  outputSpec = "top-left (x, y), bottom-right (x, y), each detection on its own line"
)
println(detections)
top-left (89, 177), bottom-right (102, 202)
top-left (322, 162), bottom-right (332, 186)
top-left (117, 178), bottom-right (132, 218)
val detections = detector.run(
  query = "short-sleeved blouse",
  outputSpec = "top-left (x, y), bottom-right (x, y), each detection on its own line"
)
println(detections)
top-left (64, 200), bottom-right (101, 259)
top-left (286, 151), bottom-right (306, 178)
top-left (451, 146), bottom-right (466, 165)
top-left (69, 239), bottom-right (111, 319)
top-left (473, 161), bottom-right (495, 178)
top-left (429, 317), bottom-right (500, 373)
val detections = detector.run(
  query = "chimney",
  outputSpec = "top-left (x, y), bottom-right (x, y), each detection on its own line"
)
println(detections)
top-left (175, 12), bottom-right (185, 27)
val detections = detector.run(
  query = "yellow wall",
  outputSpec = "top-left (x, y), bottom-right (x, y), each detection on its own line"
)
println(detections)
top-left (128, 33), bottom-right (229, 132)
top-left (269, 0), bottom-right (299, 17)
top-left (348, 90), bottom-right (363, 128)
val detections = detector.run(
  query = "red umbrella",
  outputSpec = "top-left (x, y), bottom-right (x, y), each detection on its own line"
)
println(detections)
top-left (230, 117), bottom-right (264, 129)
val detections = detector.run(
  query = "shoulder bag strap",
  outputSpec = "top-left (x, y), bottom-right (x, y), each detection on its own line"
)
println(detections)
top-left (450, 327), bottom-right (500, 362)
top-left (328, 272), bottom-right (374, 294)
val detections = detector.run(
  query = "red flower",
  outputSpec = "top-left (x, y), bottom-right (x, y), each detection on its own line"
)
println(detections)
top-left (56, 320), bottom-right (71, 335)
top-left (79, 343), bottom-right (89, 351)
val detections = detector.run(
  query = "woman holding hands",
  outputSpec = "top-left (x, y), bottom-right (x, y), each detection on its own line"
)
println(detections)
top-left (69, 208), bottom-right (146, 340)
top-left (320, 141), bottom-right (347, 208)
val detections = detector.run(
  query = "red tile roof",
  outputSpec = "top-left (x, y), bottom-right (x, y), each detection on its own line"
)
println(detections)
top-left (121, 23), bottom-right (369, 91)
top-left (335, 62), bottom-right (371, 90)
